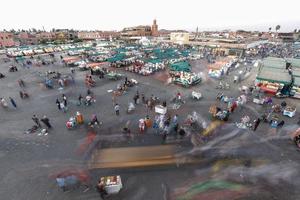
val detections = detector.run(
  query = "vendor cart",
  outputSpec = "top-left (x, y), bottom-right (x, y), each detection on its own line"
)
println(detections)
top-left (99, 175), bottom-right (122, 195)
top-left (283, 106), bottom-right (296, 118)
top-left (209, 105), bottom-right (229, 121)
top-left (56, 175), bottom-right (79, 191)
top-left (192, 91), bottom-right (202, 100)
top-left (106, 72), bottom-right (123, 80)
top-left (253, 97), bottom-right (264, 105)
top-left (155, 105), bottom-right (167, 115)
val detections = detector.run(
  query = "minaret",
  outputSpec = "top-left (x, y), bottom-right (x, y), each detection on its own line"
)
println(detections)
top-left (152, 19), bottom-right (158, 37)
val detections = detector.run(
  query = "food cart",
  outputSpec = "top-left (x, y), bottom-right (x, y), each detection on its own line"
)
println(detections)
top-left (253, 97), bottom-right (265, 105)
top-left (99, 175), bottom-right (122, 194)
top-left (155, 105), bottom-right (167, 115)
top-left (192, 91), bottom-right (202, 100)
top-left (283, 106), bottom-right (296, 118)
top-left (106, 72), bottom-right (123, 80)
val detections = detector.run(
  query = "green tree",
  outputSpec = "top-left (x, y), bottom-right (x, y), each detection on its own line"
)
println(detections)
top-left (275, 25), bottom-right (281, 32)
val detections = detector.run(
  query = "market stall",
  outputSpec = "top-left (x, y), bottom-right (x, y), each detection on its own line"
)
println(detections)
top-left (169, 61), bottom-right (201, 87)
top-left (256, 57), bottom-right (292, 95)
top-left (99, 175), bottom-right (122, 194)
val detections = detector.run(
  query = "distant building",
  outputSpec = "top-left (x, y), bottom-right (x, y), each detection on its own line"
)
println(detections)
top-left (121, 25), bottom-right (152, 38)
top-left (78, 31), bottom-right (100, 40)
top-left (0, 32), bottom-right (15, 47)
top-left (278, 32), bottom-right (298, 43)
top-left (16, 32), bottom-right (38, 45)
top-left (36, 32), bottom-right (55, 42)
top-left (170, 32), bottom-right (190, 44)
top-left (77, 31), bottom-right (120, 40)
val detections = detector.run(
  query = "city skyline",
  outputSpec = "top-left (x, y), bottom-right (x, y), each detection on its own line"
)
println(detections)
top-left (1, 0), bottom-right (300, 32)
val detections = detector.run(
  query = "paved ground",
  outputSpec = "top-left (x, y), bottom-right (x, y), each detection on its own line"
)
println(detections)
top-left (0, 54), bottom-right (300, 200)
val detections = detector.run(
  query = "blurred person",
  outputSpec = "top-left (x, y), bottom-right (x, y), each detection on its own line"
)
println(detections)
top-left (32, 115), bottom-right (41, 127)
top-left (41, 116), bottom-right (52, 129)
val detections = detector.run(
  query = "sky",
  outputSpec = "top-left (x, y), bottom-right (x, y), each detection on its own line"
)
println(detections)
top-left (1, 0), bottom-right (300, 32)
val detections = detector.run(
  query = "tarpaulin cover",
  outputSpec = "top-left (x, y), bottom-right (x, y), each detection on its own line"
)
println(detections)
top-left (170, 61), bottom-right (191, 72)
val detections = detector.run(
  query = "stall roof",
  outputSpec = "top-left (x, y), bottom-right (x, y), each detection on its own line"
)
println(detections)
top-left (287, 58), bottom-right (300, 68)
top-left (170, 61), bottom-right (191, 72)
top-left (261, 57), bottom-right (286, 69)
top-left (292, 69), bottom-right (300, 77)
top-left (87, 62), bottom-right (109, 68)
top-left (257, 67), bottom-right (292, 84)
top-left (294, 76), bottom-right (300, 87)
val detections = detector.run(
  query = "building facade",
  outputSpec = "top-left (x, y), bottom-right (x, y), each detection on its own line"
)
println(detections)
top-left (0, 32), bottom-right (15, 47)
top-left (15, 32), bottom-right (38, 45)
top-left (121, 26), bottom-right (152, 37)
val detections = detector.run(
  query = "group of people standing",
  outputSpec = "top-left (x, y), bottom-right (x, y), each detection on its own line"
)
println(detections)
top-left (56, 94), bottom-right (68, 112)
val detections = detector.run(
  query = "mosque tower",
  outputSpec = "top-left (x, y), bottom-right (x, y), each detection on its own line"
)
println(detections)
top-left (151, 19), bottom-right (158, 37)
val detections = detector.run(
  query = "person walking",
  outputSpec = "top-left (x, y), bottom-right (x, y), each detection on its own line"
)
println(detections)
top-left (32, 115), bottom-right (41, 127)
top-left (56, 99), bottom-right (61, 110)
top-left (62, 94), bottom-right (67, 107)
top-left (78, 94), bottom-right (83, 106)
top-left (139, 118), bottom-right (145, 133)
top-left (133, 94), bottom-right (138, 105)
top-left (41, 116), bottom-right (52, 129)
top-left (9, 97), bottom-right (17, 108)
top-left (253, 118), bottom-right (261, 131)
top-left (114, 104), bottom-right (120, 116)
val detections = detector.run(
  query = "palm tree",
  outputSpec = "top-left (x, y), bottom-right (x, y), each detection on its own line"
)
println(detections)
top-left (275, 25), bottom-right (281, 32)
top-left (268, 27), bottom-right (272, 32)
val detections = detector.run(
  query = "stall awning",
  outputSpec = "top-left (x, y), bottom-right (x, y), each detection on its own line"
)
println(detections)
top-left (62, 56), bottom-right (81, 64)
top-left (293, 77), bottom-right (300, 87)
top-left (87, 62), bottom-right (109, 69)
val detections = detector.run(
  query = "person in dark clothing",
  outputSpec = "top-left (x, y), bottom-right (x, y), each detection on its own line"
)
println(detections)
top-left (97, 181), bottom-right (107, 199)
top-left (78, 94), bottom-right (83, 106)
top-left (179, 128), bottom-right (186, 139)
top-left (9, 97), bottom-right (17, 108)
top-left (32, 115), bottom-right (41, 127)
top-left (162, 100), bottom-right (167, 107)
top-left (278, 120), bottom-right (285, 128)
top-left (133, 94), bottom-right (138, 104)
top-left (253, 118), bottom-right (261, 131)
top-left (141, 94), bottom-right (145, 104)
top-left (62, 94), bottom-right (67, 107)
top-left (41, 116), bottom-right (52, 128)
top-left (56, 99), bottom-right (61, 110)
top-left (87, 89), bottom-right (93, 96)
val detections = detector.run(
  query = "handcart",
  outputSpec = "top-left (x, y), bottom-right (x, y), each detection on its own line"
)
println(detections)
top-left (98, 175), bottom-right (122, 195)
top-left (192, 91), bottom-right (202, 100)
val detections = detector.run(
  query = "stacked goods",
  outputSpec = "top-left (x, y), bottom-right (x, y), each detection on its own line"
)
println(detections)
top-left (125, 60), bottom-right (165, 76)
